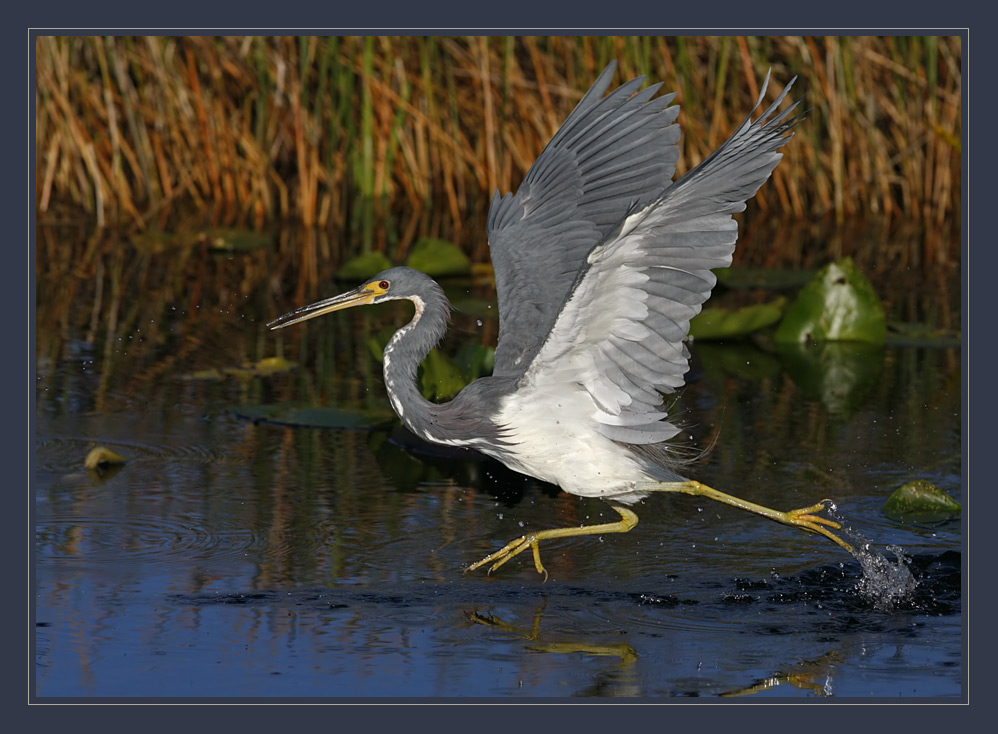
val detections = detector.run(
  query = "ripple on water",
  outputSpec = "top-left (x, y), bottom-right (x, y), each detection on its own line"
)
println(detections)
top-left (34, 514), bottom-right (266, 567)
top-left (35, 433), bottom-right (230, 475)
top-left (576, 547), bottom-right (958, 640)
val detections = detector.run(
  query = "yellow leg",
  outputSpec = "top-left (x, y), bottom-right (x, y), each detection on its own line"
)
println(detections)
top-left (659, 480), bottom-right (856, 554)
top-left (466, 505), bottom-right (639, 579)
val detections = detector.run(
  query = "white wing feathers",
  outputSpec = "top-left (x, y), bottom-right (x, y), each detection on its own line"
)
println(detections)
top-left (521, 73), bottom-right (800, 446)
top-left (487, 61), bottom-right (682, 377)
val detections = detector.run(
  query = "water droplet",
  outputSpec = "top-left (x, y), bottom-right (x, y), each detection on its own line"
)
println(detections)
top-left (851, 539), bottom-right (918, 610)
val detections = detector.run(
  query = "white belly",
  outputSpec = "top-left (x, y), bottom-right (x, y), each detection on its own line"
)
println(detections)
top-left (489, 378), bottom-right (654, 503)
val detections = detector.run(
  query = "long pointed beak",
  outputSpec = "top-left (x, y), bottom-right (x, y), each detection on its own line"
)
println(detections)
top-left (267, 285), bottom-right (377, 330)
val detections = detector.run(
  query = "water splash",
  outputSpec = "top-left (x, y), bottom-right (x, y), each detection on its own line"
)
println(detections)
top-left (826, 504), bottom-right (918, 610)
top-left (853, 543), bottom-right (918, 610)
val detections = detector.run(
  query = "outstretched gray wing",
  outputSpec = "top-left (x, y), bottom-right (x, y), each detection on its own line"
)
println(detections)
top-left (519, 72), bottom-right (801, 445)
top-left (487, 61), bottom-right (681, 377)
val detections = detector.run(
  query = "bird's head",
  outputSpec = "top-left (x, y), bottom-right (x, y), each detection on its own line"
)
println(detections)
top-left (268, 266), bottom-right (442, 330)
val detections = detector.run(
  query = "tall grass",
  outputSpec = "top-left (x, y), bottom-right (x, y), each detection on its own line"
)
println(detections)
top-left (35, 35), bottom-right (962, 277)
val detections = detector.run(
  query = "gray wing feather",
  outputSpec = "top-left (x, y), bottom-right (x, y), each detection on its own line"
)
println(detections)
top-left (523, 72), bottom-right (801, 446)
top-left (488, 61), bottom-right (681, 377)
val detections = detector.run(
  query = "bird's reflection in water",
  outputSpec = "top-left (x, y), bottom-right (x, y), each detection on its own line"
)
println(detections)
top-left (465, 596), bottom-right (882, 698)
top-left (720, 652), bottom-right (843, 697)
top-left (468, 604), bottom-right (640, 696)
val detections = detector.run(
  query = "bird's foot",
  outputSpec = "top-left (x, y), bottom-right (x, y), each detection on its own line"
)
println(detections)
top-left (670, 483), bottom-right (856, 556)
top-left (783, 500), bottom-right (842, 530)
top-left (780, 500), bottom-right (855, 553)
top-left (466, 535), bottom-right (548, 579)
top-left (466, 506), bottom-right (639, 578)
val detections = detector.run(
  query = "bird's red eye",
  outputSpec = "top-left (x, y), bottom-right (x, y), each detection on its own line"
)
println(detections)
top-left (378, 280), bottom-right (390, 289)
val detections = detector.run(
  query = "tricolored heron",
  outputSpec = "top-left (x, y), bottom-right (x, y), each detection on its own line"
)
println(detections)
top-left (269, 62), bottom-right (855, 577)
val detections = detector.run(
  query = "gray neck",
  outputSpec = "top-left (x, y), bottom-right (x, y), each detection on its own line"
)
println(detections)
top-left (382, 288), bottom-right (450, 437)
top-left (381, 281), bottom-right (508, 451)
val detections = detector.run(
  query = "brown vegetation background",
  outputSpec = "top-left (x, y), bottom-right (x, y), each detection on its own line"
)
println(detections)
top-left (35, 35), bottom-right (962, 277)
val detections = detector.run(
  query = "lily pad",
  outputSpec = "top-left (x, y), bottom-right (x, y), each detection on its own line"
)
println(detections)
top-left (231, 403), bottom-right (392, 430)
top-left (405, 237), bottom-right (471, 277)
top-left (181, 357), bottom-right (297, 381)
top-left (883, 479), bottom-right (961, 524)
top-left (130, 229), bottom-right (183, 254)
top-left (774, 258), bottom-right (886, 345)
top-left (84, 446), bottom-right (127, 470)
top-left (775, 341), bottom-right (883, 414)
top-left (201, 228), bottom-right (271, 252)
top-left (693, 342), bottom-right (783, 381)
top-left (224, 356), bottom-right (297, 378)
top-left (455, 343), bottom-right (495, 380)
top-left (689, 299), bottom-right (785, 340)
top-left (180, 368), bottom-right (228, 381)
top-left (471, 262), bottom-right (495, 284)
top-left (337, 252), bottom-right (393, 280)
top-left (420, 349), bottom-right (469, 401)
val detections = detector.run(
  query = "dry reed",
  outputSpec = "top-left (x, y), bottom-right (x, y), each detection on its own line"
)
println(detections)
top-left (35, 35), bottom-right (962, 279)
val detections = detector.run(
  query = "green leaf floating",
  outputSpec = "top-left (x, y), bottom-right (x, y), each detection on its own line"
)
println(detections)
top-left (420, 349), bottom-right (469, 401)
top-left (84, 446), bottom-right (127, 470)
top-left (775, 341), bottom-right (883, 414)
top-left (224, 356), bottom-right (297, 378)
top-left (181, 357), bottom-right (297, 381)
top-left (337, 252), bottom-right (393, 280)
top-left (405, 237), bottom-right (471, 277)
top-left (883, 479), bottom-right (961, 524)
top-left (455, 343), bottom-right (495, 379)
top-left (693, 342), bottom-right (783, 380)
top-left (201, 227), bottom-right (271, 252)
top-left (689, 299), bottom-right (786, 340)
top-left (130, 229), bottom-right (182, 254)
top-left (774, 258), bottom-right (886, 344)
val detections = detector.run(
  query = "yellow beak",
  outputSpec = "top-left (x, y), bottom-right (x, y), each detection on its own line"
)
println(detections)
top-left (268, 285), bottom-right (378, 330)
